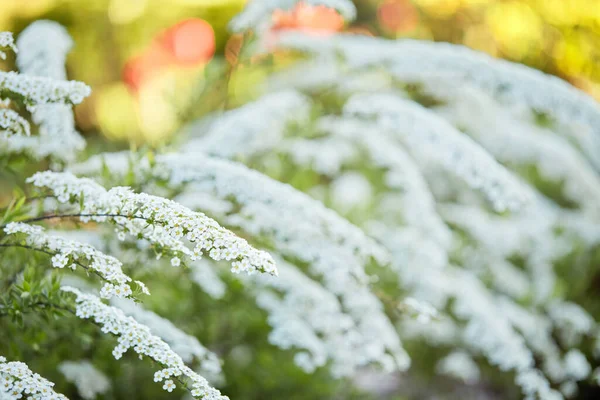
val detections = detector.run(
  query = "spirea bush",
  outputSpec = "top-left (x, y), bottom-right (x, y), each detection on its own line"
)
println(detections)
top-left (2, 2), bottom-right (600, 399)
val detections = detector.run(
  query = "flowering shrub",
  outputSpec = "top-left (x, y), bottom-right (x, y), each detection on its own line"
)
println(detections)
top-left (2, 1), bottom-right (600, 399)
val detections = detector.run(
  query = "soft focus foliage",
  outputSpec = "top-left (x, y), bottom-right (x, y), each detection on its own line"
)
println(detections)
top-left (1, 0), bottom-right (598, 143)
top-left (2, 2), bottom-right (600, 400)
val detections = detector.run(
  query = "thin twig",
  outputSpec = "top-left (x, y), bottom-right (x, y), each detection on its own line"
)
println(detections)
top-left (0, 212), bottom-right (150, 231)
top-left (0, 242), bottom-right (109, 283)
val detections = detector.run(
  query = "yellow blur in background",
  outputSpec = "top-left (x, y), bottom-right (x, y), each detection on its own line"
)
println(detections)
top-left (0, 0), bottom-right (599, 144)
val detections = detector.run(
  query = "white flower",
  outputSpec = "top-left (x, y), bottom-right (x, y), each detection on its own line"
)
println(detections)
top-left (170, 257), bottom-right (181, 267)
top-left (0, 357), bottom-right (67, 399)
top-left (276, 32), bottom-right (600, 170)
top-left (184, 91), bottom-right (311, 160)
top-left (51, 253), bottom-right (69, 269)
top-left (251, 257), bottom-right (409, 377)
top-left (71, 151), bottom-right (412, 376)
top-left (0, 71), bottom-right (89, 107)
top-left (0, 109), bottom-right (30, 137)
top-left (27, 171), bottom-right (277, 276)
top-left (153, 370), bottom-right (166, 382)
top-left (1, 22), bottom-right (87, 161)
top-left (162, 380), bottom-right (175, 392)
top-left (4, 222), bottom-right (139, 300)
top-left (0, 31), bottom-right (17, 59)
top-left (111, 297), bottom-right (222, 377)
top-left (429, 82), bottom-right (600, 217)
top-left (401, 297), bottom-right (439, 324)
top-left (62, 286), bottom-right (228, 399)
top-left (436, 351), bottom-right (480, 384)
top-left (344, 93), bottom-right (533, 212)
top-left (58, 360), bottom-right (110, 400)
top-left (190, 260), bottom-right (226, 299)
top-left (135, 281), bottom-right (151, 296)
top-left (563, 350), bottom-right (591, 381)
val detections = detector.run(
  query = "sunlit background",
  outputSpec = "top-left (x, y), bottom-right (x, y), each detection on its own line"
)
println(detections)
top-left (1, 0), bottom-right (598, 144)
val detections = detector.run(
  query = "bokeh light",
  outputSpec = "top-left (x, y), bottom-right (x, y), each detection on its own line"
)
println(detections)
top-left (0, 0), bottom-right (598, 145)
top-left (377, 0), bottom-right (419, 33)
top-left (271, 2), bottom-right (346, 33)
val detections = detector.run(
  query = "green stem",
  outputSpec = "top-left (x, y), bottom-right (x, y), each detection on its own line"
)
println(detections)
top-left (0, 242), bottom-right (109, 284)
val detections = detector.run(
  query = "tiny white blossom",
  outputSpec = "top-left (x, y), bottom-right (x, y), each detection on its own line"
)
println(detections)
top-left (112, 297), bottom-right (222, 378)
top-left (0, 109), bottom-right (30, 137)
top-left (27, 171), bottom-right (277, 276)
top-left (162, 380), bottom-right (175, 392)
top-left (62, 286), bottom-right (228, 399)
top-left (0, 357), bottom-right (67, 399)
top-left (4, 223), bottom-right (140, 299)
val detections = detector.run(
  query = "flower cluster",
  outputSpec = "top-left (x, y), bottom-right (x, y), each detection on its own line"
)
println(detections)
top-left (189, 259), bottom-right (226, 300)
top-left (3, 222), bottom-right (142, 299)
top-left (439, 202), bottom-right (600, 305)
top-left (257, 114), bottom-right (451, 251)
top-left (168, 25), bottom-right (600, 396)
top-left (425, 81), bottom-right (600, 217)
top-left (0, 71), bottom-right (90, 108)
top-left (73, 151), bottom-right (387, 264)
top-left (0, 109), bottom-right (30, 137)
top-left (61, 287), bottom-right (228, 400)
top-left (436, 351), bottom-right (480, 384)
top-left (0, 32), bottom-right (16, 60)
top-left (58, 360), bottom-right (110, 400)
top-left (71, 151), bottom-right (408, 374)
top-left (184, 90), bottom-right (311, 160)
top-left (308, 115), bottom-right (451, 249)
top-left (3, 21), bottom-right (86, 161)
top-left (0, 356), bottom-right (68, 399)
top-left (162, 153), bottom-right (389, 263)
top-left (16, 21), bottom-right (73, 81)
top-left (252, 257), bottom-right (410, 376)
top-left (399, 297), bottom-right (439, 324)
top-left (111, 298), bottom-right (222, 378)
top-left (275, 31), bottom-right (600, 169)
top-left (344, 93), bottom-right (533, 212)
top-left (192, 67), bottom-right (579, 399)
top-left (547, 300), bottom-right (596, 347)
top-left (26, 171), bottom-right (277, 276)
top-left (3, 10), bottom-right (600, 400)
top-left (161, 158), bottom-right (408, 374)
top-left (373, 222), bottom-right (557, 396)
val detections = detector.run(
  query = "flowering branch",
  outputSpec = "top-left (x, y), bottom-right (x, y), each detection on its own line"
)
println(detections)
top-left (0, 356), bottom-right (68, 399)
top-left (8, 20), bottom-right (86, 161)
top-left (111, 298), bottom-right (223, 378)
top-left (71, 152), bottom-right (409, 374)
top-left (0, 72), bottom-right (90, 108)
top-left (26, 171), bottom-right (277, 276)
top-left (0, 109), bottom-right (30, 137)
top-left (61, 286), bottom-right (228, 399)
top-left (2, 222), bottom-right (147, 299)
top-left (344, 92), bottom-right (534, 212)
top-left (0, 32), bottom-right (16, 59)
top-left (275, 32), bottom-right (600, 170)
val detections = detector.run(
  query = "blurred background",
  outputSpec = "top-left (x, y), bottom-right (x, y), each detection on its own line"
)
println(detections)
top-left (1, 0), bottom-right (598, 145)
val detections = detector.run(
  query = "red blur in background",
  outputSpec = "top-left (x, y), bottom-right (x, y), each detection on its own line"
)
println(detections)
top-left (271, 2), bottom-right (345, 33)
top-left (123, 18), bottom-right (216, 92)
top-left (377, 0), bottom-right (419, 33)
